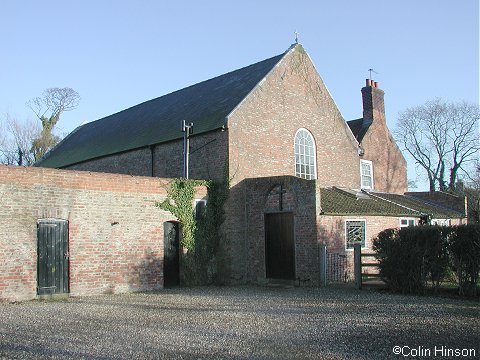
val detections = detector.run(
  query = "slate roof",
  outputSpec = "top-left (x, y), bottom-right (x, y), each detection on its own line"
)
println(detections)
top-left (36, 50), bottom-right (288, 168)
top-left (320, 187), bottom-right (465, 219)
top-left (371, 192), bottom-right (465, 219)
top-left (347, 118), bottom-right (372, 143)
top-left (320, 187), bottom-right (419, 216)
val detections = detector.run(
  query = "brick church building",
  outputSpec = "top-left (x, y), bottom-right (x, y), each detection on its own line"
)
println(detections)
top-left (37, 43), bottom-right (466, 285)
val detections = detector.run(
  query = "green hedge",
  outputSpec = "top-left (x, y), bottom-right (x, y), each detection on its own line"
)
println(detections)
top-left (372, 224), bottom-right (479, 296)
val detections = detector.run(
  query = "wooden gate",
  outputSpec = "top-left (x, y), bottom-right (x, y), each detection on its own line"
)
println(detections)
top-left (37, 219), bottom-right (69, 295)
top-left (163, 221), bottom-right (180, 287)
top-left (265, 212), bottom-right (295, 280)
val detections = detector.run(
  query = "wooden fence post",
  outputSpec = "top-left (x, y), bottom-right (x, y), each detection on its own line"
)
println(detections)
top-left (354, 243), bottom-right (362, 290)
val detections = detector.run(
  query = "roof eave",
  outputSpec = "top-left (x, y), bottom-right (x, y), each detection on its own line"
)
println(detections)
top-left (225, 46), bottom-right (292, 122)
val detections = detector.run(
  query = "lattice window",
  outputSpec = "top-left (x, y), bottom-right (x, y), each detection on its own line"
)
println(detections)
top-left (360, 160), bottom-right (373, 190)
top-left (346, 220), bottom-right (366, 249)
top-left (294, 128), bottom-right (317, 180)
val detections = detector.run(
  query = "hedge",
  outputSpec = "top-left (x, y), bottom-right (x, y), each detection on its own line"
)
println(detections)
top-left (372, 224), bottom-right (480, 296)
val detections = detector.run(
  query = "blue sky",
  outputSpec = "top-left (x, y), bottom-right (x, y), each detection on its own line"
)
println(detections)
top-left (1, 0), bottom-right (478, 189)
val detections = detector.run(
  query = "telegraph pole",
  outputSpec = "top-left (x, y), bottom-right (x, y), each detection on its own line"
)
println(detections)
top-left (181, 120), bottom-right (193, 178)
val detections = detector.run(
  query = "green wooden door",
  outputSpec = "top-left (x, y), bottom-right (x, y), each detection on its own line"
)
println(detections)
top-left (37, 220), bottom-right (69, 295)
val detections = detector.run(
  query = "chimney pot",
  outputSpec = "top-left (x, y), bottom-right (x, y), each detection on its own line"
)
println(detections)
top-left (374, 81), bottom-right (379, 88)
top-left (366, 79), bottom-right (372, 87)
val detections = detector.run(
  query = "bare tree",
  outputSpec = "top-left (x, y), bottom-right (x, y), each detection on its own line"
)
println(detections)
top-left (27, 87), bottom-right (80, 161)
top-left (7, 114), bottom-right (40, 165)
top-left (395, 98), bottom-right (480, 192)
top-left (0, 114), bottom-right (40, 166)
top-left (0, 119), bottom-right (12, 164)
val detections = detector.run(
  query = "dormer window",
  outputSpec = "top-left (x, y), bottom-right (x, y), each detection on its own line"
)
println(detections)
top-left (360, 160), bottom-right (374, 190)
top-left (294, 128), bottom-right (317, 180)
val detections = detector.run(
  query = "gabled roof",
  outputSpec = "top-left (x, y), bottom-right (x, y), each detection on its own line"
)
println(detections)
top-left (347, 118), bottom-right (372, 143)
top-left (320, 187), bottom-right (465, 219)
top-left (36, 49), bottom-right (290, 168)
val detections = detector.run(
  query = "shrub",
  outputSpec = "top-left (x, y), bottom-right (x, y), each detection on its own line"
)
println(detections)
top-left (372, 226), bottom-right (451, 294)
top-left (449, 225), bottom-right (480, 296)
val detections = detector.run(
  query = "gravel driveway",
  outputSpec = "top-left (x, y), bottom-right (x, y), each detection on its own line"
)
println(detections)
top-left (0, 286), bottom-right (478, 359)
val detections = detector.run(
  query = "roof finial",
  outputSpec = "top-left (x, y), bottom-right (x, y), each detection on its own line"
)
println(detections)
top-left (294, 31), bottom-right (299, 44)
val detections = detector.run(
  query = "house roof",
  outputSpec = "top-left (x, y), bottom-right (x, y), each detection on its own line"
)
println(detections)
top-left (347, 118), bottom-right (372, 143)
top-left (320, 187), bottom-right (465, 219)
top-left (320, 187), bottom-right (419, 216)
top-left (371, 192), bottom-right (465, 219)
top-left (36, 49), bottom-right (290, 168)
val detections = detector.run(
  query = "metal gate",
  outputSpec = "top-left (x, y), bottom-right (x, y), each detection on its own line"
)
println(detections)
top-left (37, 219), bottom-right (69, 295)
top-left (163, 221), bottom-right (180, 287)
top-left (327, 252), bottom-right (348, 283)
top-left (265, 212), bottom-right (295, 280)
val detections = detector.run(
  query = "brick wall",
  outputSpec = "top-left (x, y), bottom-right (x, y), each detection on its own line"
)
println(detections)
top-left (222, 46), bottom-right (362, 282)
top-left (243, 176), bottom-right (319, 284)
top-left (318, 214), bottom-right (402, 252)
top-left (318, 214), bottom-right (405, 280)
top-left (67, 130), bottom-right (228, 182)
top-left (228, 46), bottom-right (361, 189)
top-left (0, 165), bottom-right (207, 302)
top-left (360, 83), bottom-right (408, 193)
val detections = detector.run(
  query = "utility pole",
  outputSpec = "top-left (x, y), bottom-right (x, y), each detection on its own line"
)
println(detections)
top-left (181, 120), bottom-right (193, 178)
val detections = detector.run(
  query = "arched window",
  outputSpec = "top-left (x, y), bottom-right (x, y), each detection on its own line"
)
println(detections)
top-left (294, 128), bottom-right (317, 180)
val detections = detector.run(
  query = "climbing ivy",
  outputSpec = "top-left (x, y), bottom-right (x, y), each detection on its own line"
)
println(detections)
top-left (156, 177), bottom-right (228, 284)
top-left (156, 178), bottom-right (207, 250)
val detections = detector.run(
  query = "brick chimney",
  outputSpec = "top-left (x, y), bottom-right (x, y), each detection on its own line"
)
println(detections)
top-left (361, 79), bottom-right (385, 122)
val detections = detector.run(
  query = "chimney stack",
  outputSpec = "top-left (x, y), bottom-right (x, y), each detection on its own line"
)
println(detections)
top-left (362, 78), bottom-right (385, 122)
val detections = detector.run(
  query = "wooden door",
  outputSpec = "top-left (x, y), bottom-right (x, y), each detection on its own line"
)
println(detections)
top-left (163, 221), bottom-right (180, 287)
top-left (265, 212), bottom-right (295, 280)
top-left (37, 220), bottom-right (69, 295)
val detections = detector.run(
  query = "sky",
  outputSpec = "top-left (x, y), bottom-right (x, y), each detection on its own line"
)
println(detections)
top-left (1, 0), bottom-right (478, 190)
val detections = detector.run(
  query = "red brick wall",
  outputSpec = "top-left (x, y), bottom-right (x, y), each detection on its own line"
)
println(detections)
top-left (152, 130), bottom-right (228, 181)
top-left (228, 46), bottom-right (361, 189)
top-left (221, 46), bottom-right (363, 282)
top-left (67, 130), bottom-right (228, 182)
top-left (242, 176), bottom-right (319, 284)
top-left (318, 215), bottom-right (402, 252)
top-left (360, 85), bottom-right (408, 193)
top-left (318, 215), bottom-right (406, 280)
top-left (67, 147), bottom-right (152, 176)
top-left (0, 165), bottom-right (207, 302)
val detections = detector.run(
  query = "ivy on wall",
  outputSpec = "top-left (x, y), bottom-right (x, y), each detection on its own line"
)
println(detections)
top-left (156, 178), bottom-right (207, 250)
top-left (156, 178), bottom-right (228, 284)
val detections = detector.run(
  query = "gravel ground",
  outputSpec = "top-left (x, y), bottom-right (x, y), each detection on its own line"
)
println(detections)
top-left (0, 285), bottom-right (478, 359)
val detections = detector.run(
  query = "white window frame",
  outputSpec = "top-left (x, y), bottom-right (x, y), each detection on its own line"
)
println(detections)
top-left (345, 219), bottom-right (367, 250)
top-left (294, 128), bottom-right (317, 180)
top-left (360, 159), bottom-right (374, 190)
top-left (194, 199), bottom-right (207, 219)
top-left (399, 218), bottom-right (416, 228)
top-left (431, 219), bottom-right (451, 226)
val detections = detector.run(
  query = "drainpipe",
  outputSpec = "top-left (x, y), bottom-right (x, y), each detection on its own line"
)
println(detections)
top-left (149, 145), bottom-right (155, 177)
top-left (181, 120), bottom-right (194, 179)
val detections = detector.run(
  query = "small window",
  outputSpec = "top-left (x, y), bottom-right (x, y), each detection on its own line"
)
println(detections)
top-left (431, 219), bottom-right (450, 226)
top-left (360, 160), bottom-right (374, 190)
top-left (194, 200), bottom-right (207, 219)
top-left (345, 220), bottom-right (366, 249)
top-left (400, 218), bottom-right (416, 228)
top-left (294, 128), bottom-right (317, 180)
